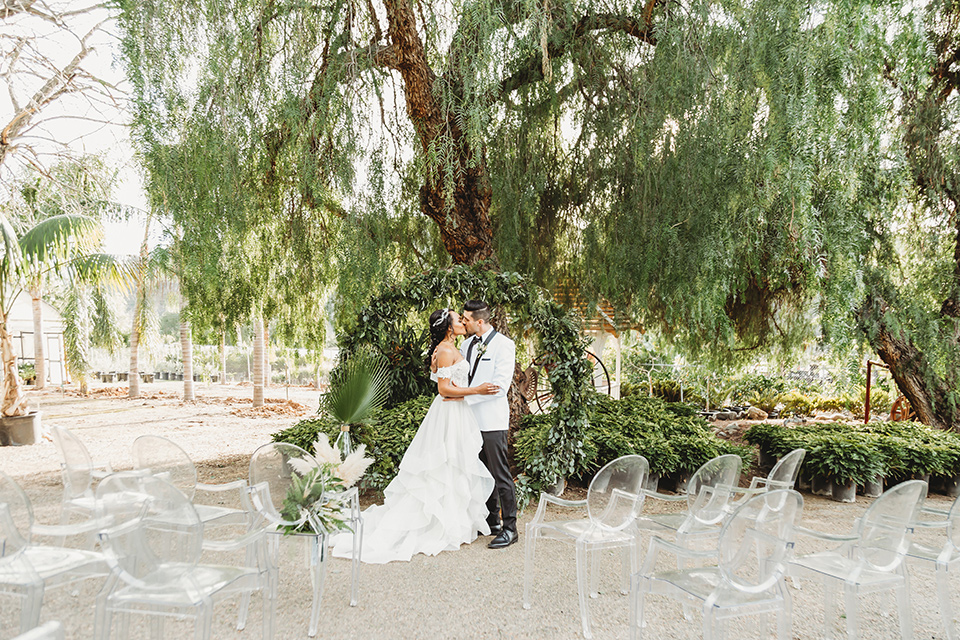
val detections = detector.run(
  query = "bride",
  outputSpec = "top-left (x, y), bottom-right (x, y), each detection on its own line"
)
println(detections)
top-left (331, 308), bottom-right (498, 564)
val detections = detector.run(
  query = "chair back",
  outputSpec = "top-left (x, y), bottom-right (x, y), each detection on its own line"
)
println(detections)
top-left (0, 471), bottom-right (33, 559)
top-left (719, 489), bottom-right (803, 594)
top-left (50, 426), bottom-right (94, 499)
top-left (858, 479), bottom-right (928, 572)
top-left (249, 442), bottom-right (321, 529)
top-left (95, 472), bottom-right (203, 589)
top-left (767, 448), bottom-right (806, 488)
top-left (132, 435), bottom-right (199, 500)
top-left (586, 455), bottom-right (649, 531)
top-left (685, 454), bottom-right (741, 525)
top-left (945, 493), bottom-right (960, 552)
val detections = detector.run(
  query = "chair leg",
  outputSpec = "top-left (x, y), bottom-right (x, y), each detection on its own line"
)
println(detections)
top-left (702, 604), bottom-right (716, 640)
top-left (522, 524), bottom-right (536, 610)
top-left (843, 586), bottom-right (860, 639)
top-left (778, 580), bottom-right (793, 640)
top-left (20, 584), bottom-right (43, 633)
top-left (261, 576), bottom-right (276, 640)
top-left (896, 574), bottom-right (915, 640)
top-left (236, 541), bottom-right (255, 630)
top-left (350, 517), bottom-right (362, 607)
top-left (620, 546), bottom-right (631, 595)
top-left (937, 565), bottom-right (957, 640)
top-left (195, 603), bottom-right (213, 640)
top-left (93, 581), bottom-right (113, 640)
top-left (149, 609), bottom-right (165, 640)
top-left (307, 534), bottom-right (329, 638)
top-left (576, 540), bottom-right (593, 639)
top-left (589, 548), bottom-right (601, 598)
top-left (823, 581), bottom-right (839, 640)
top-left (629, 574), bottom-right (642, 640)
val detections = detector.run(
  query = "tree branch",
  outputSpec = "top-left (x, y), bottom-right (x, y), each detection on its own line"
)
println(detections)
top-left (492, 12), bottom-right (658, 103)
top-left (0, 18), bottom-right (107, 167)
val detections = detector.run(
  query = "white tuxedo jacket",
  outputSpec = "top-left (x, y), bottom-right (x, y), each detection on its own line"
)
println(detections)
top-left (461, 328), bottom-right (515, 432)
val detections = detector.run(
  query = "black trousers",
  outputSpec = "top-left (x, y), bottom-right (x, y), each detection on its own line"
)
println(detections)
top-left (479, 430), bottom-right (518, 533)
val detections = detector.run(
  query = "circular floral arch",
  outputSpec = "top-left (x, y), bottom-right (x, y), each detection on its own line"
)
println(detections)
top-left (337, 264), bottom-right (592, 488)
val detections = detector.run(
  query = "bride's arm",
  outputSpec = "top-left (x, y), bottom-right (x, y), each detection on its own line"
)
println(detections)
top-left (437, 378), bottom-right (498, 398)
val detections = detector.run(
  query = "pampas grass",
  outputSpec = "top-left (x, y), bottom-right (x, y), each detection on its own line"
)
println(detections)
top-left (293, 433), bottom-right (374, 489)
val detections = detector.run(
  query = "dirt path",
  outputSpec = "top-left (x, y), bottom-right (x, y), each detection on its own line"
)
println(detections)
top-left (0, 382), bottom-right (955, 639)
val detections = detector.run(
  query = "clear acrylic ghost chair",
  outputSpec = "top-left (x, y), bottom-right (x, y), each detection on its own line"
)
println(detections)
top-left (12, 621), bottom-right (64, 640)
top-left (632, 489), bottom-right (804, 640)
top-left (92, 472), bottom-right (274, 640)
top-left (0, 471), bottom-right (106, 634)
top-left (636, 454), bottom-right (742, 551)
top-left (131, 435), bottom-right (250, 528)
top-left (727, 449), bottom-right (806, 512)
top-left (787, 479), bottom-right (928, 640)
top-left (523, 454), bottom-right (649, 639)
top-left (905, 491), bottom-right (960, 639)
top-left (248, 442), bottom-right (361, 638)
top-left (50, 426), bottom-right (113, 537)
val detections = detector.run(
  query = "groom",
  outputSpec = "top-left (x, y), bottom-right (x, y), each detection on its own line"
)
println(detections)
top-left (461, 299), bottom-right (519, 550)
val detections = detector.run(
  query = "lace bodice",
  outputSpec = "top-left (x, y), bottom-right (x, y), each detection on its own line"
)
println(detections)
top-left (430, 358), bottom-right (470, 388)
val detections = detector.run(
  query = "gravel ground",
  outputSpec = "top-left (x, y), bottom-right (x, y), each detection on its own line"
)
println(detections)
top-left (0, 381), bottom-right (956, 639)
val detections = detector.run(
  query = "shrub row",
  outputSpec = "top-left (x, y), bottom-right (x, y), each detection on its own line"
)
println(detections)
top-left (274, 393), bottom-right (750, 495)
top-left (744, 421), bottom-right (960, 485)
top-left (515, 394), bottom-right (751, 482)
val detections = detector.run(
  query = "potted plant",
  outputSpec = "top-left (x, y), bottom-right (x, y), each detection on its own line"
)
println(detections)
top-left (804, 434), bottom-right (884, 503)
top-left (0, 212), bottom-right (106, 444)
top-left (17, 363), bottom-right (36, 385)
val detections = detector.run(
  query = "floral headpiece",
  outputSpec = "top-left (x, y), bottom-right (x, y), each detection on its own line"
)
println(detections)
top-left (432, 308), bottom-right (451, 327)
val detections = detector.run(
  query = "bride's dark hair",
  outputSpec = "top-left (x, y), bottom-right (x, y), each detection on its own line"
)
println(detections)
top-left (426, 308), bottom-right (453, 370)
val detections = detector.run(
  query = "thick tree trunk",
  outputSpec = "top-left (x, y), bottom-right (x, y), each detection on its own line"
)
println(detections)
top-left (29, 288), bottom-right (45, 389)
top-left (381, 0), bottom-right (497, 266)
top-left (128, 298), bottom-right (141, 398)
top-left (252, 316), bottom-right (264, 407)
top-left (858, 295), bottom-right (957, 430)
top-left (0, 318), bottom-right (26, 416)
top-left (129, 224), bottom-right (150, 399)
top-left (180, 317), bottom-right (195, 402)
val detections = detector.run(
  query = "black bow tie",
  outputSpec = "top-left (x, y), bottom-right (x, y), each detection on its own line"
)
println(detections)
top-left (471, 336), bottom-right (482, 345)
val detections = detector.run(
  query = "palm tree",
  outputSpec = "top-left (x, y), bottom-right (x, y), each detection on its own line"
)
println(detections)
top-left (253, 315), bottom-right (264, 407)
top-left (60, 255), bottom-right (131, 394)
top-left (127, 226), bottom-right (169, 398)
top-left (0, 212), bottom-right (101, 415)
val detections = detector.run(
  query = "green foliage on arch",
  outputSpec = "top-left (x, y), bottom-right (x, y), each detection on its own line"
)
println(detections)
top-left (337, 263), bottom-right (593, 489)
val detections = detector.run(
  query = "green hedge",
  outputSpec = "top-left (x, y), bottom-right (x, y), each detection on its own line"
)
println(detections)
top-left (744, 420), bottom-right (960, 485)
top-left (516, 394), bottom-right (751, 480)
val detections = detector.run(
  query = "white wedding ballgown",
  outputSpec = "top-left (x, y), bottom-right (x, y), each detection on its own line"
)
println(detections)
top-left (331, 358), bottom-right (495, 564)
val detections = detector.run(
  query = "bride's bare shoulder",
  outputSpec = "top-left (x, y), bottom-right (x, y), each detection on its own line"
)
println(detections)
top-left (434, 343), bottom-right (462, 368)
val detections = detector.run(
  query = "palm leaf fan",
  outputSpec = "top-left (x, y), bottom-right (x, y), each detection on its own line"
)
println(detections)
top-left (324, 349), bottom-right (391, 425)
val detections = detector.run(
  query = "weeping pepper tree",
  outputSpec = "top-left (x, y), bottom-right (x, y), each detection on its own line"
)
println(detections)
top-left (847, 0), bottom-right (960, 430)
top-left (118, 0), bottom-right (957, 429)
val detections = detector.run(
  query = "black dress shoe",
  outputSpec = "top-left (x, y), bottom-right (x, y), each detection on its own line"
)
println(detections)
top-left (488, 529), bottom-right (517, 549)
top-left (488, 523), bottom-right (502, 536)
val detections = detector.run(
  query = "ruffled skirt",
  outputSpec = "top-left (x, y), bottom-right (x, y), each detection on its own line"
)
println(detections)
top-left (331, 396), bottom-right (495, 564)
